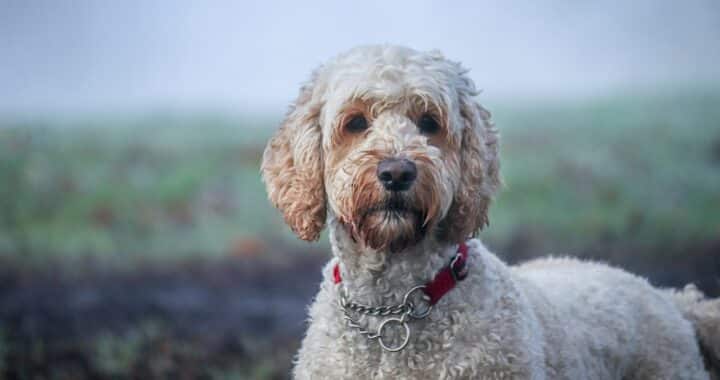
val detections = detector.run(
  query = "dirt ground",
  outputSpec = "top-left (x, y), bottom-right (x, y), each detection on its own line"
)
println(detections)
top-left (0, 251), bottom-right (325, 379)
top-left (0, 238), bottom-right (717, 379)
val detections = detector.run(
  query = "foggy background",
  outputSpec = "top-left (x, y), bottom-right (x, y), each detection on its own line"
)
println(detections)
top-left (2, 0), bottom-right (720, 115)
top-left (1, 1), bottom-right (719, 379)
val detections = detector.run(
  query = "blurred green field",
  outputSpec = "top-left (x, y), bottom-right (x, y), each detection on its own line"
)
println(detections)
top-left (1, 88), bottom-right (719, 264)
top-left (1, 88), bottom-right (720, 379)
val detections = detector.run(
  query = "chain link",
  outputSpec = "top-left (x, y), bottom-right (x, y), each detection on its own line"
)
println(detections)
top-left (338, 285), bottom-right (432, 352)
top-left (343, 298), bottom-right (408, 317)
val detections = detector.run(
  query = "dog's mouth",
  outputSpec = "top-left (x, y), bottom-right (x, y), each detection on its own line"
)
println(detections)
top-left (351, 194), bottom-right (429, 252)
top-left (363, 196), bottom-right (417, 218)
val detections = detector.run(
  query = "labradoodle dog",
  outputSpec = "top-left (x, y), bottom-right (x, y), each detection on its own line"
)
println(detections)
top-left (261, 45), bottom-right (720, 379)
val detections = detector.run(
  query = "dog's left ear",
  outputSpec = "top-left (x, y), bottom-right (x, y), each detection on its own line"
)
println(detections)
top-left (439, 81), bottom-right (501, 243)
top-left (261, 70), bottom-right (326, 241)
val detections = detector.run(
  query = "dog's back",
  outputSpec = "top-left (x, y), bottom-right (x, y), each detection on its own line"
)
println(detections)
top-left (670, 285), bottom-right (720, 379)
top-left (513, 258), bottom-right (711, 379)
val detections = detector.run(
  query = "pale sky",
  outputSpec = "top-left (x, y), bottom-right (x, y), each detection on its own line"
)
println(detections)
top-left (1, 0), bottom-right (719, 115)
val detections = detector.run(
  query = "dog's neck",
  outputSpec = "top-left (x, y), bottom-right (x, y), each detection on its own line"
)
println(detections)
top-left (327, 217), bottom-right (459, 304)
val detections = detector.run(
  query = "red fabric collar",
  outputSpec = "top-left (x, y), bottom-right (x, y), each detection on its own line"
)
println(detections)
top-left (332, 242), bottom-right (469, 305)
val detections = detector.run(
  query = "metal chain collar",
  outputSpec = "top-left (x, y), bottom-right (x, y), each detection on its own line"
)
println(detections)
top-left (338, 285), bottom-right (433, 352)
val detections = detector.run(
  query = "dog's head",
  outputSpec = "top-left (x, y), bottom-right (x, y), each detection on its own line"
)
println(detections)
top-left (261, 45), bottom-right (500, 252)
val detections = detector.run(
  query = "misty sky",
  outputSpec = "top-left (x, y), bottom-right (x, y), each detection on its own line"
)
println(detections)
top-left (1, 0), bottom-right (719, 115)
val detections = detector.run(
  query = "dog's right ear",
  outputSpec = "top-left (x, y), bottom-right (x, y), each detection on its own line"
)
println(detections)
top-left (438, 81), bottom-right (501, 243)
top-left (261, 70), bottom-right (326, 241)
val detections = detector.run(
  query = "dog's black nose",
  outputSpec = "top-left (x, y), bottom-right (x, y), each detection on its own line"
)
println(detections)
top-left (377, 158), bottom-right (417, 192)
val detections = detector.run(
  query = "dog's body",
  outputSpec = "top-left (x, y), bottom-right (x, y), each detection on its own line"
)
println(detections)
top-left (295, 229), bottom-right (711, 379)
top-left (261, 45), bottom-right (720, 379)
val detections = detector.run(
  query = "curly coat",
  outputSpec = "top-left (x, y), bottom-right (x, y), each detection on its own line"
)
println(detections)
top-left (261, 45), bottom-right (719, 379)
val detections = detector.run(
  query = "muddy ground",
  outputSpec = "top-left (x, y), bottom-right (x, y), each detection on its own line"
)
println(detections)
top-left (0, 239), bottom-right (718, 380)
top-left (0, 251), bottom-right (325, 380)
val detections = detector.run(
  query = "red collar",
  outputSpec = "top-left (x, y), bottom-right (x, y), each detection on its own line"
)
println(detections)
top-left (332, 242), bottom-right (469, 305)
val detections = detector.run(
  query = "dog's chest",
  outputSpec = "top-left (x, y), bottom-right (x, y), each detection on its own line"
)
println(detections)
top-left (294, 288), bottom-right (532, 380)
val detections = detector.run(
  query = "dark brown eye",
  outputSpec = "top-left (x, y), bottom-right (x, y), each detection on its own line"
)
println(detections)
top-left (345, 115), bottom-right (368, 133)
top-left (418, 114), bottom-right (440, 135)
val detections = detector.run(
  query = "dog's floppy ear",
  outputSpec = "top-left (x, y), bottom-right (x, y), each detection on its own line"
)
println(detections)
top-left (261, 70), bottom-right (326, 241)
top-left (440, 83), bottom-right (500, 243)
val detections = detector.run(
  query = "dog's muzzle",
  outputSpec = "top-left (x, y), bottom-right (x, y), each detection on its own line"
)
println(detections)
top-left (376, 158), bottom-right (417, 192)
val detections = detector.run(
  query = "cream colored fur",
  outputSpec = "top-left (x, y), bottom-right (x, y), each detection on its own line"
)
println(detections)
top-left (261, 45), bottom-right (719, 379)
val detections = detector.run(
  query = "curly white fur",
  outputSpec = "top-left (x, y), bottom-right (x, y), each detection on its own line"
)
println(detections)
top-left (261, 45), bottom-right (718, 379)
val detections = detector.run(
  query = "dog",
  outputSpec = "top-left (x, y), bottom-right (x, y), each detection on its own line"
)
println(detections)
top-left (261, 45), bottom-right (720, 379)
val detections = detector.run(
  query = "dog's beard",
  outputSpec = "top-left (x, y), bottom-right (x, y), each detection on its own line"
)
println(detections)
top-left (353, 194), bottom-right (429, 253)
top-left (335, 154), bottom-right (444, 253)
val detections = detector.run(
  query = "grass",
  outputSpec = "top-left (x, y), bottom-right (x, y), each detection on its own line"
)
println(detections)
top-left (0, 88), bottom-right (719, 379)
top-left (487, 89), bottom-right (720, 253)
top-left (0, 113), bottom-right (293, 261)
top-left (0, 89), bottom-right (719, 263)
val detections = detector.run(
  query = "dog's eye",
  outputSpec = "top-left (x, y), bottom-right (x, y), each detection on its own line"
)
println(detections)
top-left (418, 114), bottom-right (440, 135)
top-left (345, 115), bottom-right (368, 133)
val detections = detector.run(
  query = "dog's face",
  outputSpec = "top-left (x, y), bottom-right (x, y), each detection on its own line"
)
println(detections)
top-left (262, 46), bottom-right (499, 252)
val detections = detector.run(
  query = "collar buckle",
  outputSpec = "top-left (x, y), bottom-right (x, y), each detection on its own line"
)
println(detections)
top-left (450, 252), bottom-right (469, 282)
